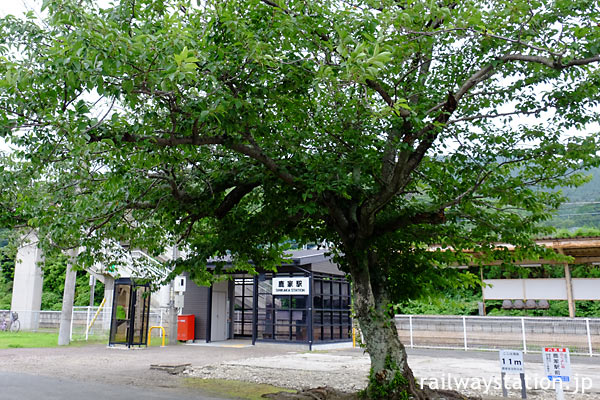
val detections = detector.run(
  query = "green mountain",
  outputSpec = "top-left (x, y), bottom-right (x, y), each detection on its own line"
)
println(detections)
top-left (549, 167), bottom-right (600, 230)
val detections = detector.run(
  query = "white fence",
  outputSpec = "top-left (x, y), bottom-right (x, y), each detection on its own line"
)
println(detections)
top-left (395, 315), bottom-right (600, 356)
top-left (0, 307), bottom-right (172, 341)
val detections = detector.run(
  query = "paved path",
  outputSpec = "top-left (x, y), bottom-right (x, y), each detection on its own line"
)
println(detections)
top-left (0, 371), bottom-right (223, 400)
top-left (0, 341), bottom-right (293, 399)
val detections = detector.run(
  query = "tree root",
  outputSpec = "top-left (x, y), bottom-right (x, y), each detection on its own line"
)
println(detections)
top-left (262, 386), bottom-right (359, 399)
top-left (262, 386), bottom-right (481, 400)
top-left (421, 386), bottom-right (481, 400)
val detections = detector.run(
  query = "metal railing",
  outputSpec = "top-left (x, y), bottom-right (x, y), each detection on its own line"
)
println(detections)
top-left (0, 307), bottom-right (172, 342)
top-left (395, 314), bottom-right (600, 356)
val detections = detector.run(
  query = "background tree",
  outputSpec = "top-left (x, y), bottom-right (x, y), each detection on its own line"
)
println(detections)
top-left (1, 0), bottom-right (600, 398)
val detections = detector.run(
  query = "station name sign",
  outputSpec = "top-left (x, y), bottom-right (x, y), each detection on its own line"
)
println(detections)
top-left (272, 277), bottom-right (310, 295)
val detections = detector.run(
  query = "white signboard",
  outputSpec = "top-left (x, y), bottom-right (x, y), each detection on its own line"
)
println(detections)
top-left (499, 349), bottom-right (525, 374)
top-left (543, 348), bottom-right (571, 382)
top-left (174, 275), bottom-right (186, 293)
top-left (272, 277), bottom-right (310, 295)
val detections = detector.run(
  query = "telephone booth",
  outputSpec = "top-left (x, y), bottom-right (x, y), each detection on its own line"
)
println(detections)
top-left (109, 278), bottom-right (151, 347)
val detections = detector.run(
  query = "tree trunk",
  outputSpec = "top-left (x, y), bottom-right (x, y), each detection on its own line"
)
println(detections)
top-left (58, 250), bottom-right (78, 346)
top-left (350, 255), bottom-right (425, 400)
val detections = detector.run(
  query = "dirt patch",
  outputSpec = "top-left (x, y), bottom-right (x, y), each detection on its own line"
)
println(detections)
top-left (184, 377), bottom-right (296, 399)
top-left (263, 387), bottom-right (359, 399)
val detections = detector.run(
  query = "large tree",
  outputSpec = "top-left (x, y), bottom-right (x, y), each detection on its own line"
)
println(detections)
top-left (1, 0), bottom-right (599, 398)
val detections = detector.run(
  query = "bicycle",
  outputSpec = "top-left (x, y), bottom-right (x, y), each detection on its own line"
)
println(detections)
top-left (0, 311), bottom-right (20, 333)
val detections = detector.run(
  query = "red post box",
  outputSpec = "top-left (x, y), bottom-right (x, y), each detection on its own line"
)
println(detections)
top-left (177, 314), bottom-right (195, 341)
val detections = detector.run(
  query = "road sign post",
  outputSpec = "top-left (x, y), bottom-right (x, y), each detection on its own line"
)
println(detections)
top-left (499, 349), bottom-right (526, 399)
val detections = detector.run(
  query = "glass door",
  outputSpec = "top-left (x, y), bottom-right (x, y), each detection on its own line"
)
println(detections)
top-left (109, 278), bottom-right (151, 347)
top-left (109, 282), bottom-right (132, 345)
top-left (233, 277), bottom-right (254, 337)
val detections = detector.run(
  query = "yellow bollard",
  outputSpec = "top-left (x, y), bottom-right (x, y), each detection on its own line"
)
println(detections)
top-left (352, 327), bottom-right (356, 348)
top-left (148, 326), bottom-right (166, 347)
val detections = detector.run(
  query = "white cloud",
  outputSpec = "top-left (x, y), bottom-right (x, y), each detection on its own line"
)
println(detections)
top-left (0, 0), bottom-right (41, 18)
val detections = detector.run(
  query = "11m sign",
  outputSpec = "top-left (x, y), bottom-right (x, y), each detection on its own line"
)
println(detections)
top-left (272, 277), bottom-right (310, 295)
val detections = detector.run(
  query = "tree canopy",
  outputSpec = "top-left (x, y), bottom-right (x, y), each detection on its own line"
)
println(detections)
top-left (1, 1), bottom-right (599, 398)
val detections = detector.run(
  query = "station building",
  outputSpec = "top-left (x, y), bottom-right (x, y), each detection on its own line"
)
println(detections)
top-left (179, 249), bottom-right (352, 347)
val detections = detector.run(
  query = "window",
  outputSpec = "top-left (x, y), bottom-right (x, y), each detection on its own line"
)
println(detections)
top-left (312, 274), bottom-right (352, 342)
top-left (233, 277), bottom-right (254, 337)
top-left (256, 273), bottom-right (309, 342)
top-left (255, 272), bottom-right (351, 343)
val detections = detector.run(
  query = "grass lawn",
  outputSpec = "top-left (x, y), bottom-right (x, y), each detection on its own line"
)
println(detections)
top-left (0, 331), bottom-right (107, 349)
top-left (184, 378), bottom-right (295, 400)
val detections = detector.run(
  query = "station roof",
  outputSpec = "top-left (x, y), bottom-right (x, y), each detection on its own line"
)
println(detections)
top-left (207, 248), bottom-right (345, 275)
top-left (459, 236), bottom-right (600, 266)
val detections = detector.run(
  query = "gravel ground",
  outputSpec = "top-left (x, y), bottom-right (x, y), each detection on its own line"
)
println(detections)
top-left (186, 347), bottom-right (600, 400)
top-left (187, 362), bottom-right (369, 393)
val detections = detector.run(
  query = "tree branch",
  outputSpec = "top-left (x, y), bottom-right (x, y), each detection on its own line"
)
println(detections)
top-left (365, 79), bottom-right (410, 117)
top-left (361, 92), bottom-right (458, 223)
top-left (229, 140), bottom-right (299, 187)
top-left (499, 54), bottom-right (600, 69)
top-left (374, 209), bottom-right (446, 237)
top-left (90, 132), bottom-right (225, 147)
top-left (447, 106), bottom-right (547, 125)
top-left (82, 98), bottom-right (116, 135)
top-left (214, 182), bottom-right (260, 219)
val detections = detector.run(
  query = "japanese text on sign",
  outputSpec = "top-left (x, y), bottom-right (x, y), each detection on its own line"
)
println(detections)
top-left (272, 277), bottom-right (310, 295)
top-left (542, 347), bottom-right (571, 382)
top-left (499, 349), bottom-right (525, 374)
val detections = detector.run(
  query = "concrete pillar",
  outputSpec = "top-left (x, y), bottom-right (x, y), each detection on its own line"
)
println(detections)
top-left (169, 282), bottom-right (178, 345)
top-left (102, 276), bottom-right (114, 330)
top-left (58, 249), bottom-right (78, 346)
top-left (11, 232), bottom-right (44, 331)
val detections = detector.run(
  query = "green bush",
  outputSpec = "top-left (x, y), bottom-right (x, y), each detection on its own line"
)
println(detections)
top-left (41, 292), bottom-right (63, 310)
top-left (0, 280), bottom-right (12, 309)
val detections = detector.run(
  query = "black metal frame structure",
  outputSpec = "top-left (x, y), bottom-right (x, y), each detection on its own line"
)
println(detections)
top-left (109, 278), bottom-right (151, 347)
top-left (312, 273), bottom-right (352, 342)
top-left (233, 277), bottom-right (254, 337)
top-left (251, 271), bottom-right (351, 345)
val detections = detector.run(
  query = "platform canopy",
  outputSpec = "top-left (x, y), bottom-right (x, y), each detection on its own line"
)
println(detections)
top-left (448, 236), bottom-right (600, 266)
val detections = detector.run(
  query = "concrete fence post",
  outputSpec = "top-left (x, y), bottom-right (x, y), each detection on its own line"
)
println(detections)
top-left (85, 306), bottom-right (92, 340)
top-left (69, 307), bottom-right (74, 341)
top-left (159, 308), bottom-right (164, 337)
top-left (462, 316), bottom-right (467, 351)
top-left (586, 318), bottom-right (593, 357)
top-left (521, 317), bottom-right (527, 354)
top-left (409, 315), bottom-right (414, 348)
